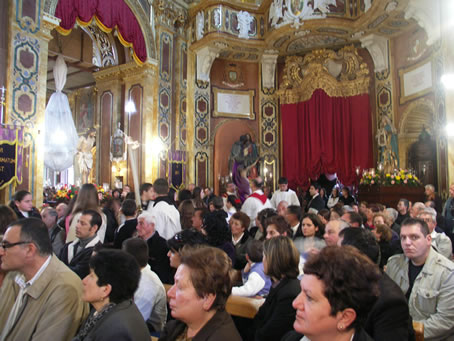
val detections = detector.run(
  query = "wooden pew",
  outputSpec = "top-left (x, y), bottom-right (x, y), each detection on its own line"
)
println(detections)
top-left (225, 295), bottom-right (264, 319)
top-left (412, 321), bottom-right (424, 341)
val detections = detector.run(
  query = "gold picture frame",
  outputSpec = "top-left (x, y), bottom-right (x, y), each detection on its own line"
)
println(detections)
top-left (212, 87), bottom-right (255, 120)
top-left (399, 58), bottom-right (434, 105)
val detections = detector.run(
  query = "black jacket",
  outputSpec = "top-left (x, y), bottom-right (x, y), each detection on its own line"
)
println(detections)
top-left (364, 273), bottom-right (415, 341)
top-left (113, 218), bottom-right (137, 249)
top-left (59, 239), bottom-right (102, 279)
top-left (253, 277), bottom-right (300, 341)
top-left (306, 195), bottom-right (325, 213)
top-left (159, 309), bottom-right (241, 341)
top-left (146, 231), bottom-right (174, 284)
top-left (281, 328), bottom-right (373, 341)
top-left (79, 300), bottom-right (149, 341)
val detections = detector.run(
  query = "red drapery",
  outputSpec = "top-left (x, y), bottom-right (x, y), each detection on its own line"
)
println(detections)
top-left (281, 89), bottom-right (373, 189)
top-left (55, 0), bottom-right (147, 64)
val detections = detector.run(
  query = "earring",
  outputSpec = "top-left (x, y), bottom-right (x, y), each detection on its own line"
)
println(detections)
top-left (338, 324), bottom-right (344, 331)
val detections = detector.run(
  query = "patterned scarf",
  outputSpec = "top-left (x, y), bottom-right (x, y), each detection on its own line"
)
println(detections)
top-left (72, 303), bottom-right (116, 341)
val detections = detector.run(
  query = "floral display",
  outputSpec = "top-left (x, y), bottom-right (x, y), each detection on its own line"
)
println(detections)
top-left (360, 169), bottom-right (421, 187)
top-left (55, 184), bottom-right (79, 201)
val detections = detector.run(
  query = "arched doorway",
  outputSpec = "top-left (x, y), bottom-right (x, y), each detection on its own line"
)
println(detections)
top-left (398, 98), bottom-right (436, 186)
top-left (213, 120), bottom-right (256, 195)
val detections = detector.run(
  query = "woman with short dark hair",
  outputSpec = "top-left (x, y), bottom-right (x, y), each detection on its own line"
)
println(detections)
top-left (252, 236), bottom-right (301, 341)
top-left (160, 246), bottom-right (241, 341)
top-left (289, 246), bottom-right (380, 341)
top-left (166, 228), bottom-right (207, 268)
top-left (73, 249), bottom-right (149, 341)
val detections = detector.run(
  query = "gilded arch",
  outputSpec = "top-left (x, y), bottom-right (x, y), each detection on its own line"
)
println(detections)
top-left (43, 0), bottom-right (156, 60)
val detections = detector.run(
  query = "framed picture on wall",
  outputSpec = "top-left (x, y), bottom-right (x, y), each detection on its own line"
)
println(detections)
top-left (212, 87), bottom-right (256, 120)
top-left (75, 87), bottom-right (96, 133)
top-left (399, 58), bottom-right (433, 104)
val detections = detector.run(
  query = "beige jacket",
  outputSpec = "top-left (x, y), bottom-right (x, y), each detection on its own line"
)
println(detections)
top-left (0, 254), bottom-right (89, 341)
top-left (386, 248), bottom-right (454, 340)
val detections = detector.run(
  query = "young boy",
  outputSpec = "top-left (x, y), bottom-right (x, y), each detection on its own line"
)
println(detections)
top-left (231, 239), bottom-right (271, 297)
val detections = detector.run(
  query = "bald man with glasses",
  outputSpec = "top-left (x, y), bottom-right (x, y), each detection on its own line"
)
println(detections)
top-left (0, 218), bottom-right (88, 341)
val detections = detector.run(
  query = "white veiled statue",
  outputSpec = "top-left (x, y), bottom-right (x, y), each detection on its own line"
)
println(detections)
top-left (44, 55), bottom-right (79, 172)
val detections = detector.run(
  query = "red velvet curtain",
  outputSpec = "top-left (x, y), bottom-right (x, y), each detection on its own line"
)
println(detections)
top-left (281, 89), bottom-right (373, 189)
top-left (55, 0), bottom-right (147, 63)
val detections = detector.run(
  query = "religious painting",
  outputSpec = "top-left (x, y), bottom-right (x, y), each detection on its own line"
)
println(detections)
top-left (75, 87), bottom-right (96, 133)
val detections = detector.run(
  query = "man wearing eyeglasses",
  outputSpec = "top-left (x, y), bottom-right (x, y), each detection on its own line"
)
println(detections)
top-left (0, 218), bottom-right (89, 341)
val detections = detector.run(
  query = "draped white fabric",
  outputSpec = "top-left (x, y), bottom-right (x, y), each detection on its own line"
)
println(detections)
top-left (44, 55), bottom-right (79, 172)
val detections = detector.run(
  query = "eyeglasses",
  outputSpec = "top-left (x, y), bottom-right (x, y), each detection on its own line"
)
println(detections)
top-left (0, 241), bottom-right (31, 249)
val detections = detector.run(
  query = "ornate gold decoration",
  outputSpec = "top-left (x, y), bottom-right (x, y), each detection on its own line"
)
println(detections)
top-left (277, 45), bottom-right (370, 104)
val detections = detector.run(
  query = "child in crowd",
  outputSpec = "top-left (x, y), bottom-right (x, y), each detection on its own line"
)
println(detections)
top-left (231, 239), bottom-right (272, 297)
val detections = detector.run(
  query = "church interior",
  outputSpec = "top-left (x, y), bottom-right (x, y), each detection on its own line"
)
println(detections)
top-left (1, 0), bottom-right (454, 205)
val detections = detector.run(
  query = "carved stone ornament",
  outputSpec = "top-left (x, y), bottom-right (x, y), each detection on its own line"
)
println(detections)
top-left (277, 45), bottom-right (370, 104)
top-left (261, 54), bottom-right (279, 89)
top-left (196, 11), bottom-right (204, 41)
top-left (270, 0), bottom-right (336, 29)
top-left (196, 46), bottom-right (221, 82)
top-left (404, 0), bottom-right (440, 46)
top-left (360, 34), bottom-right (389, 72)
top-left (237, 11), bottom-right (253, 39)
top-left (222, 63), bottom-right (244, 88)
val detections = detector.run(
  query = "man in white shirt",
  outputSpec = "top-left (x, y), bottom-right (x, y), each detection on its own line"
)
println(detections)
top-left (123, 237), bottom-right (167, 333)
top-left (270, 177), bottom-right (300, 208)
top-left (147, 178), bottom-right (181, 240)
top-left (418, 207), bottom-right (452, 259)
top-left (241, 177), bottom-right (272, 229)
top-left (0, 218), bottom-right (88, 340)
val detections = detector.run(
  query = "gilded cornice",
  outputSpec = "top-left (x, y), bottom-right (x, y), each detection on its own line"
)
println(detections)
top-left (278, 46), bottom-right (370, 104)
top-left (93, 60), bottom-right (157, 83)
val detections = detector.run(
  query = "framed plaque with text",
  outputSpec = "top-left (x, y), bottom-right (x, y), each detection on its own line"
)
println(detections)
top-left (212, 87), bottom-right (255, 120)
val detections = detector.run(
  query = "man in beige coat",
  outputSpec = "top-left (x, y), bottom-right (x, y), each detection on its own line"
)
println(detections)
top-left (0, 218), bottom-right (89, 341)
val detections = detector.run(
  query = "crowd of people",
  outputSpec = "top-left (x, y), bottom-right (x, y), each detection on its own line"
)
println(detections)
top-left (0, 177), bottom-right (453, 341)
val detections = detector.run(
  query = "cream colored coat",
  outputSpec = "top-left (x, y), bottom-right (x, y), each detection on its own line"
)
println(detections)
top-left (0, 255), bottom-right (89, 341)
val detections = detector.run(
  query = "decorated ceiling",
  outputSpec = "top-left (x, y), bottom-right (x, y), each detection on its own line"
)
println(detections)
top-left (188, 0), bottom-right (418, 61)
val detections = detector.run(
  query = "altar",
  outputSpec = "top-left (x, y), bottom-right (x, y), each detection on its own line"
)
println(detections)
top-left (358, 185), bottom-right (425, 209)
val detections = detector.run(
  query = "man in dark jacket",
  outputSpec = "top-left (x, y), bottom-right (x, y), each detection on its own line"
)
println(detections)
top-left (136, 211), bottom-right (174, 284)
top-left (113, 199), bottom-right (137, 249)
top-left (306, 183), bottom-right (325, 213)
top-left (59, 209), bottom-right (102, 279)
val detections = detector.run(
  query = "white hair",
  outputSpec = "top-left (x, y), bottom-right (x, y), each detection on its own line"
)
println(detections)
top-left (419, 207), bottom-right (437, 222)
top-left (386, 207), bottom-right (398, 222)
top-left (425, 184), bottom-right (435, 192)
top-left (137, 210), bottom-right (156, 225)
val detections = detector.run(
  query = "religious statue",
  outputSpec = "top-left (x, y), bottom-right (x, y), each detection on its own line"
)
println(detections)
top-left (75, 128), bottom-right (96, 184)
top-left (196, 11), bottom-right (204, 41)
top-left (269, 0), bottom-right (284, 27)
top-left (376, 115), bottom-right (399, 173)
top-left (237, 11), bottom-right (253, 39)
top-left (229, 134), bottom-right (260, 202)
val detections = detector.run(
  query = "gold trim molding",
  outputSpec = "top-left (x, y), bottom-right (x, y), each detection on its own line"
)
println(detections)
top-left (277, 45), bottom-right (370, 104)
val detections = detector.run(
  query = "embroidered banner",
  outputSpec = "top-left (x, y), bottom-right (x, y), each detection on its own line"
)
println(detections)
top-left (168, 150), bottom-right (186, 191)
top-left (0, 126), bottom-right (24, 189)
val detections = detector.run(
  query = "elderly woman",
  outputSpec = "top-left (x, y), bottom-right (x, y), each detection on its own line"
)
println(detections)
top-left (73, 249), bottom-right (149, 341)
top-left (252, 236), bottom-right (301, 341)
top-left (287, 246), bottom-right (380, 341)
top-left (160, 246), bottom-right (241, 341)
